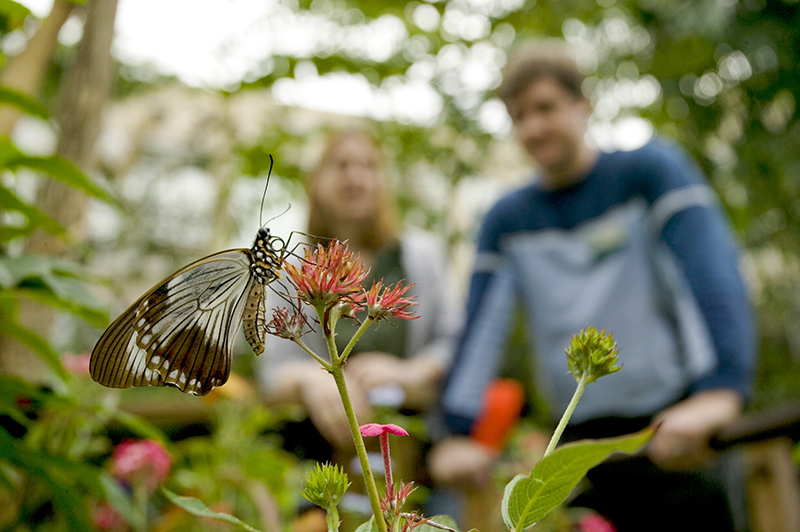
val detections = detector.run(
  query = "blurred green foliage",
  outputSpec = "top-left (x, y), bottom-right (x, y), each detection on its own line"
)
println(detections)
top-left (2, 0), bottom-right (800, 527)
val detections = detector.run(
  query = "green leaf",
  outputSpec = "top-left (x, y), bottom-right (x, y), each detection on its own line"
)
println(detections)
top-left (502, 426), bottom-right (655, 531)
top-left (100, 472), bottom-right (147, 530)
top-left (106, 408), bottom-right (168, 443)
top-left (0, 255), bottom-right (109, 327)
top-left (354, 517), bottom-right (379, 532)
top-left (0, 374), bottom-right (44, 428)
top-left (0, 318), bottom-right (68, 380)
top-left (0, 137), bottom-right (117, 206)
top-left (0, 185), bottom-right (67, 240)
top-left (14, 154), bottom-right (116, 205)
top-left (0, 0), bottom-right (31, 26)
top-left (161, 487), bottom-right (264, 532)
top-left (0, 429), bottom-right (99, 530)
top-left (0, 85), bottom-right (50, 119)
top-left (415, 515), bottom-right (459, 532)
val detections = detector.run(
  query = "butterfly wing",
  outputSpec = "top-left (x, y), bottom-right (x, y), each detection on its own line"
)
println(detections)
top-left (90, 249), bottom-right (257, 396)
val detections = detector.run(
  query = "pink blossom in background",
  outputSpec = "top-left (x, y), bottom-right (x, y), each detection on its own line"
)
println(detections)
top-left (92, 502), bottom-right (127, 531)
top-left (111, 439), bottom-right (172, 491)
top-left (578, 512), bottom-right (616, 532)
top-left (61, 352), bottom-right (91, 375)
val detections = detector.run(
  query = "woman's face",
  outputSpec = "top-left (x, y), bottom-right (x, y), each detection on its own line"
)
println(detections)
top-left (313, 135), bottom-right (383, 223)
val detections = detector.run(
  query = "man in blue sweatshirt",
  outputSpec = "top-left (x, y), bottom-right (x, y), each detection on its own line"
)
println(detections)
top-left (432, 41), bottom-right (756, 532)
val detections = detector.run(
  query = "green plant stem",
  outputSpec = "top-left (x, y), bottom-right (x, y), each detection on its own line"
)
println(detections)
top-left (338, 316), bottom-right (374, 363)
top-left (329, 365), bottom-right (388, 532)
top-left (543, 375), bottom-right (589, 458)
top-left (295, 337), bottom-right (332, 370)
top-left (325, 502), bottom-right (341, 532)
top-left (132, 482), bottom-right (149, 532)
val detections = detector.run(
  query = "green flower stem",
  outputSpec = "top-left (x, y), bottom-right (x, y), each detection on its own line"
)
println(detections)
top-left (295, 337), bottom-right (333, 370)
top-left (543, 375), bottom-right (589, 458)
top-left (329, 365), bottom-right (388, 532)
top-left (324, 329), bottom-right (341, 367)
top-left (132, 482), bottom-right (149, 532)
top-left (338, 316), bottom-right (375, 364)
top-left (325, 503), bottom-right (341, 532)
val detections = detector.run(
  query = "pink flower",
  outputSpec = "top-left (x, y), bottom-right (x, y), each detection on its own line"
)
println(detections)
top-left (363, 280), bottom-right (419, 321)
top-left (578, 512), bottom-right (616, 532)
top-left (62, 352), bottom-right (91, 375)
top-left (266, 306), bottom-right (308, 340)
top-left (359, 423), bottom-right (409, 437)
top-left (360, 423), bottom-right (409, 504)
top-left (111, 439), bottom-right (172, 492)
top-left (92, 502), bottom-right (128, 531)
top-left (284, 240), bottom-right (369, 309)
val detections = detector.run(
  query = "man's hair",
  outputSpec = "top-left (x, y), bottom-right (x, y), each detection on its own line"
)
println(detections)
top-left (497, 41), bottom-right (587, 106)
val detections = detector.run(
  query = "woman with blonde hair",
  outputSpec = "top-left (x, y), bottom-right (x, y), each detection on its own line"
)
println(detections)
top-left (257, 129), bottom-right (460, 468)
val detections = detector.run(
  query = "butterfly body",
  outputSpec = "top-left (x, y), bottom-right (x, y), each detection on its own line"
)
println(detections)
top-left (90, 227), bottom-right (284, 396)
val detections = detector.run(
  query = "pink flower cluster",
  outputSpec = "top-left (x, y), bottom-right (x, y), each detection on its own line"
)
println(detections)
top-left (268, 240), bottom-right (419, 338)
top-left (265, 305), bottom-right (307, 340)
top-left (111, 439), bottom-right (172, 491)
top-left (93, 439), bottom-right (173, 531)
top-left (284, 240), bottom-right (369, 308)
top-left (578, 512), bottom-right (616, 532)
top-left (92, 502), bottom-right (127, 532)
top-left (363, 280), bottom-right (418, 321)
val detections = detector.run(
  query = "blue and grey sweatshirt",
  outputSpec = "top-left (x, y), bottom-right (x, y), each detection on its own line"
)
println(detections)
top-left (442, 139), bottom-right (756, 435)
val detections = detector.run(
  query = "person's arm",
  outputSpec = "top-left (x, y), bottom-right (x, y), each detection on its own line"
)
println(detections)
top-left (345, 352), bottom-right (446, 410)
top-left (441, 208), bottom-right (519, 434)
top-left (649, 388), bottom-right (743, 470)
top-left (643, 143), bottom-right (757, 468)
top-left (660, 203), bottom-right (755, 397)
top-left (431, 211), bottom-right (519, 485)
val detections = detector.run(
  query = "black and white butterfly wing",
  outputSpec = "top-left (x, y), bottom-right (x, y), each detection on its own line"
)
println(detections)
top-left (90, 249), bottom-right (257, 396)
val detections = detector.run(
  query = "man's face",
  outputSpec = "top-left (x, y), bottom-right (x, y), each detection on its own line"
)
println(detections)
top-left (506, 76), bottom-right (592, 186)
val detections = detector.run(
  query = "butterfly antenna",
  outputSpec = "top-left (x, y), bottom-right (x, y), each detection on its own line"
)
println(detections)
top-left (259, 154), bottom-right (274, 227)
top-left (263, 203), bottom-right (292, 228)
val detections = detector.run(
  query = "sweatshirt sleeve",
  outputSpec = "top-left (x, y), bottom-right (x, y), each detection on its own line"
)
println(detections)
top-left (644, 142), bottom-right (757, 399)
top-left (659, 203), bottom-right (756, 397)
top-left (441, 205), bottom-right (518, 434)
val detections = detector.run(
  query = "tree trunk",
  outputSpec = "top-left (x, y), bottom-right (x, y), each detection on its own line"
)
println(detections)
top-left (0, 0), bottom-right (75, 136)
top-left (0, 0), bottom-right (119, 381)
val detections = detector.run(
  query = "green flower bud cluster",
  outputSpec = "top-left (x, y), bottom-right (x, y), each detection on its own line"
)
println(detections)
top-left (565, 326), bottom-right (622, 384)
top-left (301, 462), bottom-right (351, 508)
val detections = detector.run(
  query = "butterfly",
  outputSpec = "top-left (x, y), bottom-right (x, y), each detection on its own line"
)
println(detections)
top-left (90, 225), bottom-right (288, 395)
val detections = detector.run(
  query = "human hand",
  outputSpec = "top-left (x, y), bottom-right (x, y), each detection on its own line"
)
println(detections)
top-left (345, 352), bottom-right (443, 409)
top-left (345, 352), bottom-right (404, 391)
top-left (298, 368), bottom-right (372, 449)
top-left (647, 389), bottom-right (743, 471)
top-left (428, 436), bottom-right (499, 489)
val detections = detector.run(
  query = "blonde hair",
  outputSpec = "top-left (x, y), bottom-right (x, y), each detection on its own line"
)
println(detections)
top-left (305, 129), bottom-right (399, 249)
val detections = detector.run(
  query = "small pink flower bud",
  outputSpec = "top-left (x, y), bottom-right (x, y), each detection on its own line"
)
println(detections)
top-left (359, 423), bottom-right (409, 437)
top-left (111, 439), bottom-right (172, 492)
top-left (266, 306), bottom-right (307, 339)
top-left (363, 280), bottom-right (419, 321)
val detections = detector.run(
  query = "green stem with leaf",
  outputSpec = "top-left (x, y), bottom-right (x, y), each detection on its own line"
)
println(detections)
top-left (543, 375), bottom-right (589, 457)
top-left (329, 364), bottom-right (388, 532)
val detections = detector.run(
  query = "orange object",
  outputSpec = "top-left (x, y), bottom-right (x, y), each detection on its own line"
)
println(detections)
top-left (471, 378), bottom-right (526, 451)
